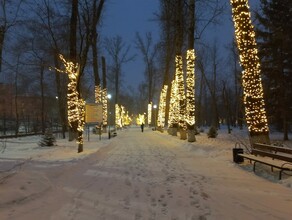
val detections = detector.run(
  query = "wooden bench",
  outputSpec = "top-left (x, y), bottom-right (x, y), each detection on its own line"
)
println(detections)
top-left (238, 143), bottom-right (292, 180)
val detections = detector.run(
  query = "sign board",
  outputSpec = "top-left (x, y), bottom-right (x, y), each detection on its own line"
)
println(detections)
top-left (85, 103), bottom-right (103, 123)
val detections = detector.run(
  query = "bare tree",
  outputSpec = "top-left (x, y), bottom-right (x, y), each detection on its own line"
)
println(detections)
top-left (135, 32), bottom-right (159, 104)
top-left (196, 41), bottom-right (223, 129)
top-left (0, 0), bottom-right (25, 72)
top-left (104, 35), bottom-right (135, 105)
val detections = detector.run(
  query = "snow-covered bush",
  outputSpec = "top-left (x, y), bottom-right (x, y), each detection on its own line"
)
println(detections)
top-left (39, 128), bottom-right (56, 147)
top-left (207, 126), bottom-right (218, 138)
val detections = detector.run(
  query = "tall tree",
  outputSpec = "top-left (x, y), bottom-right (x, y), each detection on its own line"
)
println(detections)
top-left (185, 0), bottom-right (196, 142)
top-left (256, 0), bottom-right (292, 140)
top-left (231, 0), bottom-right (270, 144)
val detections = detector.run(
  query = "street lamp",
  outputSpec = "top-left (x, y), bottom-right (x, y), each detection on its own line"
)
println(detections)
top-left (107, 94), bottom-right (112, 139)
top-left (153, 104), bottom-right (157, 130)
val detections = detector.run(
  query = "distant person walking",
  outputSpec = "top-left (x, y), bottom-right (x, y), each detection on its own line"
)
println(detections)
top-left (141, 123), bottom-right (144, 132)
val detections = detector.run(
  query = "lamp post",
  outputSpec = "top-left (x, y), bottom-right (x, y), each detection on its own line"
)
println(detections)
top-left (107, 94), bottom-right (112, 139)
top-left (153, 104), bottom-right (157, 130)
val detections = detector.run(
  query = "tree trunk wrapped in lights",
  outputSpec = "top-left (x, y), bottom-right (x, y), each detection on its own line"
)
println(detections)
top-left (115, 104), bottom-right (122, 129)
top-left (186, 49), bottom-right (196, 142)
top-left (58, 54), bottom-right (85, 152)
top-left (176, 55), bottom-right (187, 140)
top-left (230, 0), bottom-right (270, 144)
top-left (168, 78), bottom-right (179, 136)
top-left (186, 0), bottom-right (196, 142)
top-left (95, 85), bottom-right (102, 104)
top-left (148, 102), bottom-right (152, 126)
top-left (157, 85), bottom-right (168, 132)
top-left (101, 88), bottom-right (108, 127)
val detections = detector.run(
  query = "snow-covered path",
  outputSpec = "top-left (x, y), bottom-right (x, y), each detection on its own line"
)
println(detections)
top-left (0, 127), bottom-right (291, 219)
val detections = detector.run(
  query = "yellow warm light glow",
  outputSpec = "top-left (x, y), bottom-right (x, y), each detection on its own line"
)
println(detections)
top-left (58, 54), bottom-right (85, 145)
top-left (101, 88), bottom-right (108, 126)
top-left (169, 79), bottom-right (179, 128)
top-left (136, 114), bottom-right (145, 125)
top-left (157, 85), bottom-right (168, 128)
top-left (176, 55), bottom-right (186, 130)
top-left (185, 49), bottom-right (196, 126)
top-left (115, 104), bottom-right (122, 128)
top-left (148, 102), bottom-right (152, 125)
top-left (95, 85), bottom-right (102, 103)
top-left (231, 0), bottom-right (269, 135)
top-left (114, 104), bottom-right (130, 128)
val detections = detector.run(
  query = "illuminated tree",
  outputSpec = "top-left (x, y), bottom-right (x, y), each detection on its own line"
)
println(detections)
top-left (101, 88), bottom-right (108, 126)
top-left (176, 54), bottom-right (187, 139)
top-left (157, 85), bottom-right (168, 131)
top-left (168, 78), bottom-right (179, 136)
top-left (230, 0), bottom-right (270, 144)
top-left (115, 104), bottom-right (121, 128)
top-left (148, 102), bottom-right (152, 126)
top-left (56, 55), bottom-right (85, 152)
top-left (185, 49), bottom-right (196, 141)
top-left (101, 56), bottom-right (108, 129)
top-left (185, 0), bottom-right (196, 142)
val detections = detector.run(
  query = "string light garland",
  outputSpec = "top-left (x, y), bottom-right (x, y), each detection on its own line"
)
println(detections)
top-left (176, 55), bottom-right (187, 130)
top-left (157, 85), bottom-right (168, 129)
top-left (169, 78), bottom-right (179, 128)
top-left (136, 114), bottom-right (145, 125)
top-left (114, 104), bottom-right (130, 128)
top-left (115, 104), bottom-right (121, 128)
top-left (57, 54), bottom-right (85, 147)
top-left (185, 49), bottom-right (196, 127)
top-left (95, 85), bottom-right (102, 103)
top-left (123, 111), bottom-right (131, 126)
top-left (101, 88), bottom-right (108, 126)
top-left (230, 0), bottom-right (269, 135)
top-left (148, 102), bottom-right (152, 125)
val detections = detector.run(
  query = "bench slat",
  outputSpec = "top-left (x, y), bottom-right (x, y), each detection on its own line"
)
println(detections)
top-left (237, 153), bottom-right (292, 180)
top-left (238, 154), bottom-right (292, 170)
top-left (253, 143), bottom-right (292, 154)
top-left (251, 149), bottom-right (292, 163)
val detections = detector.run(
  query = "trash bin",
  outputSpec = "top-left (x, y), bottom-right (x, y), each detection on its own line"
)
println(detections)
top-left (233, 148), bottom-right (244, 163)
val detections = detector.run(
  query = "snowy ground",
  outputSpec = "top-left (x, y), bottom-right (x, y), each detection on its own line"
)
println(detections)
top-left (0, 126), bottom-right (291, 220)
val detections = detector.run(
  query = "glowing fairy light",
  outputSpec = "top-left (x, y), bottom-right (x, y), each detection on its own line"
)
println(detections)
top-left (148, 102), bottom-right (152, 125)
top-left (95, 85), bottom-right (102, 103)
top-left (185, 49), bottom-right (196, 126)
top-left (168, 78), bottom-right (179, 128)
top-left (157, 85), bottom-right (168, 129)
top-left (136, 114), bottom-right (145, 125)
top-left (57, 54), bottom-right (85, 149)
top-left (176, 55), bottom-right (187, 130)
top-left (101, 88), bottom-right (108, 126)
top-left (115, 104), bottom-right (121, 128)
top-left (230, 0), bottom-right (269, 135)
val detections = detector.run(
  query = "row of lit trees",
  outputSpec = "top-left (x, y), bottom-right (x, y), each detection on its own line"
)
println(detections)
top-left (154, 0), bottom-right (270, 145)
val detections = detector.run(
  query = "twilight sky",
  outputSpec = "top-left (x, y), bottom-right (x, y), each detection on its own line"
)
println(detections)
top-left (101, 0), bottom-right (160, 90)
top-left (100, 0), bottom-right (260, 91)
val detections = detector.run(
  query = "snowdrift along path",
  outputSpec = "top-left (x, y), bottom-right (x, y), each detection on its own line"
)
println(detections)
top-left (0, 127), bottom-right (291, 220)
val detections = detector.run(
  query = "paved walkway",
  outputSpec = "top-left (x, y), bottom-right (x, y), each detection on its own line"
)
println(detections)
top-left (1, 127), bottom-right (291, 220)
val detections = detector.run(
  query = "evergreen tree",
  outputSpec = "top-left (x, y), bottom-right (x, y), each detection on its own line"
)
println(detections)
top-left (39, 128), bottom-right (56, 147)
top-left (207, 126), bottom-right (218, 138)
top-left (256, 0), bottom-right (292, 140)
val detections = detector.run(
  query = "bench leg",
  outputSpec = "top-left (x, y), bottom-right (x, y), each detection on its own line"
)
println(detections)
top-left (279, 170), bottom-right (283, 180)
top-left (253, 162), bottom-right (257, 172)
